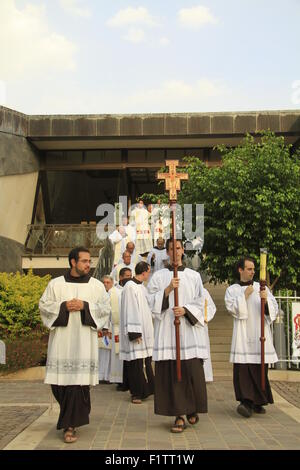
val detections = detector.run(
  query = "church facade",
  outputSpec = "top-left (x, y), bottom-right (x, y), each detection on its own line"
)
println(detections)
top-left (0, 105), bottom-right (299, 273)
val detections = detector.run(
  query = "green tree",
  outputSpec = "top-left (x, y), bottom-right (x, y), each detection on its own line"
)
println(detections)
top-left (179, 132), bottom-right (300, 289)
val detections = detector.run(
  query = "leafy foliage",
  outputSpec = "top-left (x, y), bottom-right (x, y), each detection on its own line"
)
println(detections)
top-left (143, 132), bottom-right (299, 289)
top-left (179, 132), bottom-right (300, 289)
top-left (0, 270), bottom-right (51, 338)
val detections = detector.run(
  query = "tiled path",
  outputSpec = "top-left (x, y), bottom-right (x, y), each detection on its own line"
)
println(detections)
top-left (1, 378), bottom-right (300, 450)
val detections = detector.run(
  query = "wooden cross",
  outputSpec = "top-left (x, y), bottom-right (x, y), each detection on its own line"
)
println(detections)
top-left (156, 160), bottom-right (188, 382)
top-left (157, 160), bottom-right (188, 201)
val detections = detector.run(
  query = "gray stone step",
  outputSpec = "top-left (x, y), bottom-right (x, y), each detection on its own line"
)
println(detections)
top-left (212, 361), bottom-right (232, 370)
top-left (211, 352), bottom-right (230, 361)
top-left (208, 328), bottom-right (232, 337)
top-left (204, 283), bottom-right (234, 372)
top-left (210, 336), bottom-right (232, 345)
top-left (210, 343), bottom-right (231, 353)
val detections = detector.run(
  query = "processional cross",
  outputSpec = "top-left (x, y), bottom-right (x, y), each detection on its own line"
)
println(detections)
top-left (157, 160), bottom-right (188, 381)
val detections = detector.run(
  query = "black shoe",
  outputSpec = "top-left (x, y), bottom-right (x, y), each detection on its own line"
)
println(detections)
top-left (237, 402), bottom-right (252, 418)
top-left (116, 384), bottom-right (129, 391)
top-left (253, 405), bottom-right (266, 414)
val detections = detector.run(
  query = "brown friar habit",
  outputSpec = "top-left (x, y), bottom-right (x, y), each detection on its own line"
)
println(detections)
top-left (148, 266), bottom-right (208, 417)
top-left (121, 278), bottom-right (154, 400)
top-left (46, 272), bottom-right (99, 430)
top-left (232, 280), bottom-right (274, 407)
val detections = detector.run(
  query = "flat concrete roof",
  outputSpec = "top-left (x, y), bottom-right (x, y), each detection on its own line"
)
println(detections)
top-left (1, 106), bottom-right (300, 150)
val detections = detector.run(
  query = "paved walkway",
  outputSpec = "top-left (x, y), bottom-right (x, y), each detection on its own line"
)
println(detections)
top-left (1, 377), bottom-right (300, 451)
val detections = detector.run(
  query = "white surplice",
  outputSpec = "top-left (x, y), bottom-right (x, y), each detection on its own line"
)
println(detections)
top-left (125, 224), bottom-right (136, 244)
top-left (110, 262), bottom-right (135, 283)
top-left (147, 248), bottom-right (168, 273)
top-left (39, 276), bottom-right (110, 386)
top-left (201, 288), bottom-right (216, 382)
top-left (225, 282), bottom-right (278, 364)
top-left (108, 286), bottom-right (123, 383)
top-left (147, 267), bottom-right (207, 361)
top-left (117, 250), bottom-right (143, 266)
top-left (130, 207), bottom-right (153, 254)
top-left (119, 280), bottom-right (154, 361)
top-left (109, 230), bottom-right (128, 266)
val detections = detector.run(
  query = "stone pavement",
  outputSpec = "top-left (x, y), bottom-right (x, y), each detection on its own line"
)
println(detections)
top-left (1, 376), bottom-right (300, 451)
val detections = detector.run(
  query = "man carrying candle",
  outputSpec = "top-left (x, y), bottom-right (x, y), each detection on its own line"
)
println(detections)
top-left (225, 256), bottom-right (279, 418)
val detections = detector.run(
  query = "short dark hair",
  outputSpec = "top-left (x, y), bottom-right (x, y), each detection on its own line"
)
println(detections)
top-left (68, 246), bottom-right (90, 268)
top-left (236, 256), bottom-right (255, 276)
top-left (119, 267), bottom-right (132, 278)
top-left (135, 261), bottom-right (150, 275)
top-left (166, 238), bottom-right (184, 252)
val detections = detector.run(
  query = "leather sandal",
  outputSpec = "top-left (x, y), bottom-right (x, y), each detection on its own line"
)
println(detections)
top-left (131, 397), bottom-right (142, 404)
top-left (170, 416), bottom-right (186, 433)
top-left (186, 413), bottom-right (199, 425)
top-left (63, 428), bottom-right (77, 443)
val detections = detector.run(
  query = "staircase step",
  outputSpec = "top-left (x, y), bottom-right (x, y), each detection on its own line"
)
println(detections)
top-left (208, 329), bottom-right (232, 337)
top-left (212, 361), bottom-right (232, 370)
top-left (211, 352), bottom-right (230, 361)
top-left (209, 324), bottom-right (233, 330)
top-left (210, 343), bottom-right (231, 353)
top-left (210, 337), bottom-right (232, 345)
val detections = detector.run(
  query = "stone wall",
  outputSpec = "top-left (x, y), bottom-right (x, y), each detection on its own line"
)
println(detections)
top-left (0, 236), bottom-right (24, 273)
top-left (0, 133), bottom-right (40, 177)
top-left (0, 172), bottom-right (39, 244)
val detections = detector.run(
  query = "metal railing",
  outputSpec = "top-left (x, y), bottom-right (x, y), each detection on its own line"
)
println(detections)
top-left (272, 291), bottom-right (300, 370)
top-left (25, 224), bottom-right (104, 256)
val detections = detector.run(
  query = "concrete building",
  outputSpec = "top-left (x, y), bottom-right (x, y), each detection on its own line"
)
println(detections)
top-left (0, 105), bottom-right (299, 273)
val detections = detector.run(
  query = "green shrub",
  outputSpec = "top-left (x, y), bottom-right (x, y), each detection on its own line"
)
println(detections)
top-left (0, 332), bottom-right (48, 374)
top-left (0, 270), bottom-right (51, 338)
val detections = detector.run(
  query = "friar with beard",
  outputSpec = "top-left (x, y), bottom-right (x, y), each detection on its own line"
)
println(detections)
top-left (39, 246), bottom-right (110, 443)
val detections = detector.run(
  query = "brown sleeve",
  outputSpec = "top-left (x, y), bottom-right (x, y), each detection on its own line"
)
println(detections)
top-left (161, 291), bottom-right (169, 311)
top-left (80, 301), bottom-right (97, 328)
top-left (128, 332), bottom-right (142, 341)
top-left (51, 301), bottom-right (70, 327)
top-left (265, 303), bottom-right (270, 316)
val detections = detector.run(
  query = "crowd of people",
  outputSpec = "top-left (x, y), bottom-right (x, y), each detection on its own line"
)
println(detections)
top-left (39, 201), bottom-right (279, 443)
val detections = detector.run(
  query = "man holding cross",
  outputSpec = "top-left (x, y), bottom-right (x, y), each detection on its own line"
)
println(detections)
top-left (146, 160), bottom-right (208, 433)
top-left (147, 239), bottom-right (208, 433)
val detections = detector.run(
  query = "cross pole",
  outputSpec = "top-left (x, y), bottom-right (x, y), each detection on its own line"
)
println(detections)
top-left (259, 248), bottom-right (267, 391)
top-left (157, 160), bottom-right (188, 382)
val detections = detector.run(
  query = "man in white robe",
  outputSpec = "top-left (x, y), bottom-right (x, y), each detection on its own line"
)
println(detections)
top-left (225, 256), bottom-right (278, 418)
top-left (101, 275), bottom-right (124, 386)
top-left (122, 216), bottom-right (136, 244)
top-left (109, 226), bottom-right (129, 267)
top-left (119, 261), bottom-right (154, 404)
top-left (147, 237), bottom-right (169, 281)
top-left (115, 267), bottom-right (133, 392)
top-left (118, 241), bottom-right (143, 265)
top-left (150, 200), bottom-right (170, 243)
top-left (39, 246), bottom-right (110, 443)
top-left (202, 288), bottom-right (216, 382)
top-left (147, 239), bottom-right (207, 433)
top-left (110, 250), bottom-right (135, 283)
top-left (98, 277), bottom-right (113, 383)
top-left (130, 200), bottom-right (153, 255)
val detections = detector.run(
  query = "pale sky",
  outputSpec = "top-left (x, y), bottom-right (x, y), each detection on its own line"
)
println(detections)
top-left (0, 0), bottom-right (300, 115)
